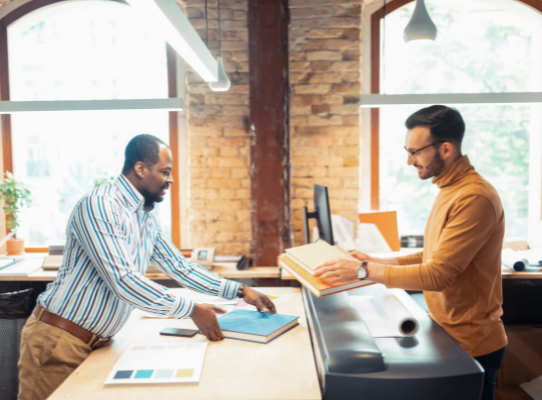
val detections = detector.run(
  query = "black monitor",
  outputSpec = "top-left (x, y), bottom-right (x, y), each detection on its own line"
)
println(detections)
top-left (302, 184), bottom-right (334, 245)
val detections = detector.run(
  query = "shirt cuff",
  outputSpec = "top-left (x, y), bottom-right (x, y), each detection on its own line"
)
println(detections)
top-left (384, 264), bottom-right (404, 289)
top-left (218, 279), bottom-right (242, 300)
top-left (169, 297), bottom-right (196, 319)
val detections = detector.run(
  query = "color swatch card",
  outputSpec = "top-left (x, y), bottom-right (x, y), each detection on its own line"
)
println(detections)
top-left (104, 340), bottom-right (208, 387)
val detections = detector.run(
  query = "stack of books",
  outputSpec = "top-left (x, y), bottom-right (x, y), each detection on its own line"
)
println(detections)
top-left (278, 241), bottom-right (374, 297)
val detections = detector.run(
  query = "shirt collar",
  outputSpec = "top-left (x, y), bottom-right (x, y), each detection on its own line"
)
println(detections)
top-left (114, 174), bottom-right (145, 212)
top-left (432, 155), bottom-right (474, 189)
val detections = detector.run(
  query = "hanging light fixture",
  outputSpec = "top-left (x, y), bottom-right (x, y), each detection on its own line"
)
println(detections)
top-left (403, 0), bottom-right (437, 43)
top-left (209, 0), bottom-right (231, 91)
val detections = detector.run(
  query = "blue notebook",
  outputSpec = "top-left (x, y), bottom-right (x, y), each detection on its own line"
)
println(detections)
top-left (218, 309), bottom-right (299, 343)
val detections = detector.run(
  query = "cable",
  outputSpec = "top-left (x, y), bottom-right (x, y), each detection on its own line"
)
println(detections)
top-left (218, 0), bottom-right (221, 56)
top-left (382, 0), bottom-right (387, 94)
top-left (205, 0), bottom-right (208, 47)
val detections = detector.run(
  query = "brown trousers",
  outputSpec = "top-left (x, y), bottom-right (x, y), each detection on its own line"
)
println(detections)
top-left (18, 315), bottom-right (92, 400)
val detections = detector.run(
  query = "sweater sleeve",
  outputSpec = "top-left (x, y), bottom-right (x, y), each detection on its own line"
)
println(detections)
top-left (384, 194), bottom-right (497, 291)
top-left (395, 251), bottom-right (423, 265)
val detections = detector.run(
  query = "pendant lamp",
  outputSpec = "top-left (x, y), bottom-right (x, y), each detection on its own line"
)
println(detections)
top-left (209, 0), bottom-right (231, 91)
top-left (403, 0), bottom-right (437, 43)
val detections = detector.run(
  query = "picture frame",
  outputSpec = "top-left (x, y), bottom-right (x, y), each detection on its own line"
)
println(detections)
top-left (191, 247), bottom-right (215, 268)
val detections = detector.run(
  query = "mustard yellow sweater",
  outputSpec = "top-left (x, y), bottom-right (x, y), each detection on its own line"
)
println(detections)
top-left (385, 156), bottom-right (507, 357)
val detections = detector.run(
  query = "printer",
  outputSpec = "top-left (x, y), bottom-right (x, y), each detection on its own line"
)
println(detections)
top-left (303, 285), bottom-right (484, 400)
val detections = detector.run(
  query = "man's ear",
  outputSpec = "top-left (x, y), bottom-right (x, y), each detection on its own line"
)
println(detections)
top-left (441, 142), bottom-right (455, 159)
top-left (133, 161), bottom-right (147, 179)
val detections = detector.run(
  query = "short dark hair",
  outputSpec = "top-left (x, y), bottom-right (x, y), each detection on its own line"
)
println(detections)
top-left (122, 134), bottom-right (168, 174)
top-left (405, 105), bottom-right (465, 146)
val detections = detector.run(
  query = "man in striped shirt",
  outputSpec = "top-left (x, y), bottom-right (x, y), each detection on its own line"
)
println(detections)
top-left (18, 134), bottom-right (276, 400)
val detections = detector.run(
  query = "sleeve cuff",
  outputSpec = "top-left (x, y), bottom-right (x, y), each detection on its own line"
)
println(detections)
top-left (384, 265), bottom-right (394, 288)
top-left (169, 297), bottom-right (196, 319)
top-left (218, 279), bottom-right (242, 300)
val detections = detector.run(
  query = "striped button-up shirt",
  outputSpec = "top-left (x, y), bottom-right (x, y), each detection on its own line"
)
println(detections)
top-left (38, 174), bottom-right (241, 338)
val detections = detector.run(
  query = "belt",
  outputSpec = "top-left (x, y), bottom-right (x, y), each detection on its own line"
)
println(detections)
top-left (33, 306), bottom-right (111, 350)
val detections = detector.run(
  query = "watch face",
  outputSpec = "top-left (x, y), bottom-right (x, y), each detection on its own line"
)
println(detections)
top-left (357, 266), bottom-right (367, 280)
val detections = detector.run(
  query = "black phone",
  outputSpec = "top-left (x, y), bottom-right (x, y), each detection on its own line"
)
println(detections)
top-left (159, 328), bottom-right (198, 337)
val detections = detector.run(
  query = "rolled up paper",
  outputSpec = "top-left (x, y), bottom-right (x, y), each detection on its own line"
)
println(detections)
top-left (350, 287), bottom-right (419, 338)
top-left (502, 248), bottom-right (529, 271)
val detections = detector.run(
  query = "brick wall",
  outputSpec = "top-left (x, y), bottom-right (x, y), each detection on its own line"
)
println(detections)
top-left (0, 0), bottom-right (363, 255)
top-left (181, 0), bottom-right (251, 255)
top-left (289, 0), bottom-right (362, 245)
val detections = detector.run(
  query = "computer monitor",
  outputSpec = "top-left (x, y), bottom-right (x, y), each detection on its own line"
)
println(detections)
top-left (302, 184), bottom-right (334, 245)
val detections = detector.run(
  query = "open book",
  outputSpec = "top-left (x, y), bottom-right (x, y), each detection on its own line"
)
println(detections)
top-left (279, 241), bottom-right (375, 297)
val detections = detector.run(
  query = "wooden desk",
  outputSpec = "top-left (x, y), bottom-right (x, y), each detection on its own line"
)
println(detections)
top-left (501, 269), bottom-right (542, 279)
top-left (49, 287), bottom-right (321, 400)
top-left (0, 265), bottom-right (281, 282)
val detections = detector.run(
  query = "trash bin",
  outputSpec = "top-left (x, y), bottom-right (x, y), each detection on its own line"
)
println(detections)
top-left (0, 282), bottom-right (46, 400)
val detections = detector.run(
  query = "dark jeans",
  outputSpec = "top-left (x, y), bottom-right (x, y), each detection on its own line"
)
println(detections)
top-left (474, 347), bottom-right (506, 400)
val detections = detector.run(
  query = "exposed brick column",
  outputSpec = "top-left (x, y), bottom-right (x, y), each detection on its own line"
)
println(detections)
top-left (289, 0), bottom-right (362, 245)
top-left (248, 0), bottom-right (292, 267)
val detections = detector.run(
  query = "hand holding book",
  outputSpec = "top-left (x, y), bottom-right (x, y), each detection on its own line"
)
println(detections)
top-left (313, 255), bottom-right (362, 283)
top-left (279, 242), bottom-right (376, 297)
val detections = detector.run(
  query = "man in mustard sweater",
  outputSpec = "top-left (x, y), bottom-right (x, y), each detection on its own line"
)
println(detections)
top-left (314, 105), bottom-right (507, 400)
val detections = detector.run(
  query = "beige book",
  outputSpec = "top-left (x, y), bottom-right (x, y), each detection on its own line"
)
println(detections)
top-left (285, 241), bottom-right (348, 275)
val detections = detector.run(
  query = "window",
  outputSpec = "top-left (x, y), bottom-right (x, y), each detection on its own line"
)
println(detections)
top-left (2, 1), bottom-right (180, 247)
top-left (367, 0), bottom-right (542, 245)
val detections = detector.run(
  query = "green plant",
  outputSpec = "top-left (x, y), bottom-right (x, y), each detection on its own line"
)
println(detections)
top-left (0, 172), bottom-right (32, 230)
top-left (93, 173), bottom-right (115, 188)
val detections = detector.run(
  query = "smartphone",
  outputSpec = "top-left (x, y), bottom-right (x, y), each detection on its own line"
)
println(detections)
top-left (159, 328), bottom-right (198, 337)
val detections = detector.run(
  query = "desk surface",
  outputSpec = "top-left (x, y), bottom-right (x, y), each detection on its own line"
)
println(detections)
top-left (49, 287), bottom-right (321, 400)
top-left (501, 269), bottom-right (542, 279)
top-left (0, 259), bottom-right (281, 281)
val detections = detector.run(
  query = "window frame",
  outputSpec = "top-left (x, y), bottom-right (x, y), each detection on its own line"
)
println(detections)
top-left (367, 0), bottom-right (542, 211)
top-left (0, 0), bottom-right (183, 251)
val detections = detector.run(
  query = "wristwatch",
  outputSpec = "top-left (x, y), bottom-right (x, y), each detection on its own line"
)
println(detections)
top-left (237, 283), bottom-right (246, 298)
top-left (357, 261), bottom-right (369, 280)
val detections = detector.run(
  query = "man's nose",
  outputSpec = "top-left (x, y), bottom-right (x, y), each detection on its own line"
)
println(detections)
top-left (407, 153), bottom-right (415, 166)
top-left (167, 174), bottom-right (174, 184)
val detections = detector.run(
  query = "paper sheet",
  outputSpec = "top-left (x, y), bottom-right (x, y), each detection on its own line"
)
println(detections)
top-left (104, 340), bottom-right (208, 386)
top-left (356, 223), bottom-right (393, 253)
top-left (520, 375), bottom-right (542, 400)
top-left (350, 291), bottom-right (419, 338)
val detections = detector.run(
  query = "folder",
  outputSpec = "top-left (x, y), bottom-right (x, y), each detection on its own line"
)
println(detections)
top-left (358, 211), bottom-right (401, 251)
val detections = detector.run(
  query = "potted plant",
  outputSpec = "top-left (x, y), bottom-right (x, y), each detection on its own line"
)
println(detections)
top-left (0, 172), bottom-right (31, 255)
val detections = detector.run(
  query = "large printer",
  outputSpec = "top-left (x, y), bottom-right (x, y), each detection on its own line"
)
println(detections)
top-left (303, 284), bottom-right (484, 400)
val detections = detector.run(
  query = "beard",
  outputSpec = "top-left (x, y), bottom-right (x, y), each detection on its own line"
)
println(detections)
top-left (416, 151), bottom-right (445, 180)
top-left (142, 184), bottom-right (168, 210)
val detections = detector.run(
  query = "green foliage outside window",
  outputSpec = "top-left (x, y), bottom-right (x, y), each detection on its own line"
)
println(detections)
top-left (380, 1), bottom-right (533, 237)
top-left (0, 172), bottom-right (32, 230)
top-left (93, 173), bottom-right (115, 188)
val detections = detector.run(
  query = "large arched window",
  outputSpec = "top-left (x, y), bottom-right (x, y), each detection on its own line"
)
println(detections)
top-left (0, 0), bottom-right (183, 249)
top-left (364, 0), bottom-right (542, 247)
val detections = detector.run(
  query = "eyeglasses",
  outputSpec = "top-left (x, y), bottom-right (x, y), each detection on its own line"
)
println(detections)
top-left (404, 141), bottom-right (445, 158)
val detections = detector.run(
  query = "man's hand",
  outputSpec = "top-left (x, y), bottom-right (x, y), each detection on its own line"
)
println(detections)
top-left (313, 256), bottom-right (361, 283)
top-left (241, 287), bottom-right (277, 314)
top-left (350, 251), bottom-right (371, 262)
top-left (190, 303), bottom-right (226, 341)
